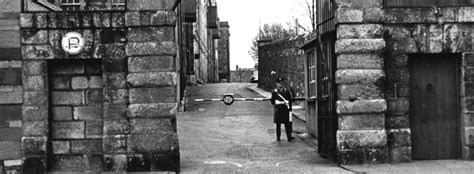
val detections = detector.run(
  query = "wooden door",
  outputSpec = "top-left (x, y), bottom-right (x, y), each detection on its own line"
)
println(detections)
top-left (409, 54), bottom-right (460, 160)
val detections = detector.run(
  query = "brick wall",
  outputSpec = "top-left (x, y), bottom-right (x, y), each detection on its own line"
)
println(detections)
top-left (0, 0), bottom-right (23, 173)
top-left (258, 36), bottom-right (306, 97)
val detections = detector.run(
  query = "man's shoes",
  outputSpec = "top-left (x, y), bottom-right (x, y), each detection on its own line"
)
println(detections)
top-left (277, 137), bottom-right (281, 141)
top-left (288, 137), bottom-right (295, 142)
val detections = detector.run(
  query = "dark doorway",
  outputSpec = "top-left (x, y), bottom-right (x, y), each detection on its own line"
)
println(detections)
top-left (409, 54), bottom-right (461, 160)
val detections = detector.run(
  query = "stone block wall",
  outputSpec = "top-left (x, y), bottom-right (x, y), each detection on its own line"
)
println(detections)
top-left (0, 0), bottom-right (181, 172)
top-left (0, 0), bottom-right (23, 173)
top-left (258, 36), bottom-right (306, 97)
top-left (334, 0), bottom-right (388, 164)
top-left (382, 7), bottom-right (474, 161)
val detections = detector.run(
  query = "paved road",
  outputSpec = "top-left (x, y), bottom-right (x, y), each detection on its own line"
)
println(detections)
top-left (177, 83), bottom-right (350, 173)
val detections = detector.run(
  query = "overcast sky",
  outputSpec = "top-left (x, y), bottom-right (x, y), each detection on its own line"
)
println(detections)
top-left (217, 0), bottom-right (310, 70)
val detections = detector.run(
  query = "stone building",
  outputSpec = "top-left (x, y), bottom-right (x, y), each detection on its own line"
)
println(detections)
top-left (300, 0), bottom-right (474, 164)
top-left (194, 0), bottom-right (220, 83)
top-left (0, 0), bottom-right (194, 172)
top-left (217, 21), bottom-right (230, 82)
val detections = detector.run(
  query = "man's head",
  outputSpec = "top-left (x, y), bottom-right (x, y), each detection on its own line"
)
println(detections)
top-left (276, 78), bottom-right (284, 88)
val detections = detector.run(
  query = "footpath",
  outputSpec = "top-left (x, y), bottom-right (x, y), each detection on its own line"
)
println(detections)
top-left (248, 84), bottom-right (474, 174)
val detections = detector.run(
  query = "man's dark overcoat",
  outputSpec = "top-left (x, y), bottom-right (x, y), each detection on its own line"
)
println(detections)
top-left (270, 87), bottom-right (293, 123)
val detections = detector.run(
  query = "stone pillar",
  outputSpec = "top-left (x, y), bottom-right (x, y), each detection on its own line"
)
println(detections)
top-left (334, 0), bottom-right (388, 164)
top-left (125, 9), bottom-right (179, 171)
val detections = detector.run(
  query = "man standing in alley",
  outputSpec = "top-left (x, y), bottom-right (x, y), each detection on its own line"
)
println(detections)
top-left (270, 78), bottom-right (295, 142)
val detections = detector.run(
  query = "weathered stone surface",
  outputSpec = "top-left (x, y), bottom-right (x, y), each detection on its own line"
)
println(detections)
top-left (104, 120), bottom-right (129, 135)
top-left (389, 147), bottom-right (411, 163)
top-left (150, 11), bottom-right (176, 25)
top-left (23, 121), bottom-right (48, 136)
top-left (104, 104), bottom-right (128, 119)
top-left (335, 69), bottom-right (385, 85)
top-left (22, 136), bottom-right (47, 156)
top-left (102, 58), bottom-right (128, 73)
top-left (130, 119), bottom-right (174, 134)
top-left (21, 30), bottom-right (48, 44)
top-left (128, 103), bottom-right (177, 118)
top-left (104, 155), bottom-right (127, 171)
top-left (24, 90), bottom-right (48, 106)
top-left (20, 13), bottom-right (34, 28)
top-left (23, 61), bottom-right (46, 75)
top-left (94, 44), bottom-right (126, 59)
top-left (51, 91), bottom-right (85, 105)
top-left (0, 142), bottom-right (21, 160)
top-left (103, 135), bottom-right (127, 153)
top-left (386, 38), bottom-right (419, 54)
top-left (93, 13), bottom-right (111, 28)
top-left (128, 56), bottom-right (175, 72)
top-left (444, 24), bottom-right (473, 53)
top-left (49, 61), bottom-right (84, 75)
top-left (104, 89), bottom-right (128, 104)
top-left (112, 12), bottom-right (125, 27)
top-left (337, 24), bottom-right (383, 39)
top-left (385, 54), bottom-right (408, 68)
top-left (86, 121), bottom-right (103, 138)
top-left (364, 148), bottom-right (388, 164)
top-left (338, 84), bottom-right (383, 100)
top-left (50, 155), bottom-right (103, 171)
top-left (339, 114), bottom-right (385, 130)
top-left (89, 76), bottom-right (103, 88)
top-left (127, 154), bottom-right (150, 171)
top-left (22, 106), bottom-right (48, 121)
top-left (386, 114), bottom-right (409, 129)
top-left (126, 42), bottom-right (176, 56)
top-left (128, 0), bottom-right (177, 11)
top-left (429, 25), bottom-right (444, 53)
top-left (0, 86), bottom-right (22, 104)
top-left (86, 89), bottom-right (104, 105)
top-left (52, 121), bottom-right (85, 139)
top-left (385, 25), bottom-right (412, 39)
top-left (21, 45), bottom-right (54, 59)
top-left (337, 99), bottom-right (387, 114)
top-left (387, 99), bottom-right (409, 114)
top-left (129, 87), bottom-right (176, 104)
top-left (335, 39), bottom-right (385, 54)
top-left (387, 129), bottom-right (411, 148)
top-left (125, 12), bottom-right (140, 26)
top-left (52, 141), bottom-right (70, 154)
top-left (51, 77), bottom-right (71, 90)
top-left (337, 54), bottom-right (383, 69)
top-left (104, 73), bottom-right (127, 88)
top-left (71, 140), bottom-right (103, 154)
top-left (23, 75), bottom-right (46, 91)
top-left (127, 133), bottom-right (178, 153)
top-left (71, 76), bottom-right (88, 89)
top-left (385, 8), bottom-right (424, 23)
top-left (363, 8), bottom-right (384, 23)
top-left (464, 53), bottom-right (474, 67)
top-left (337, 130), bottom-right (387, 150)
top-left (386, 68), bottom-right (409, 84)
top-left (335, 0), bottom-right (382, 9)
top-left (127, 72), bottom-right (177, 87)
top-left (127, 27), bottom-right (174, 42)
top-left (458, 7), bottom-right (474, 22)
top-left (74, 106), bottom-right (103, 120)
top-left (336, 8), bottom-right (363, 23)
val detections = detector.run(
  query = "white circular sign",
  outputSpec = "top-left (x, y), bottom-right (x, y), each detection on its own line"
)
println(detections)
top-left (61, 32), bottom-right (85, 55)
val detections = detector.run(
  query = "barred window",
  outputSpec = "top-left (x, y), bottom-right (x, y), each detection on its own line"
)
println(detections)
top-left (61, 0), bottom-right (81, 11)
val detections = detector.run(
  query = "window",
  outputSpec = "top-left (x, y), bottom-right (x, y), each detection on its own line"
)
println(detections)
top-left (61, 0), bottom-right (81, 11)
top-left (307, 50), bottom-right (317, 98)
top-left (384, 0), bottom-right (474, 8)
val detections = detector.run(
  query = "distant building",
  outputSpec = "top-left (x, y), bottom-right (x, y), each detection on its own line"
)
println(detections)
top-left (218, 22), bottom-right (230, 82)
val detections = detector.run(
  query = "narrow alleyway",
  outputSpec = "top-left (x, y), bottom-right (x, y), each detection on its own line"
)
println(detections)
top-left (177, 83), bottom-right (350, 173)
